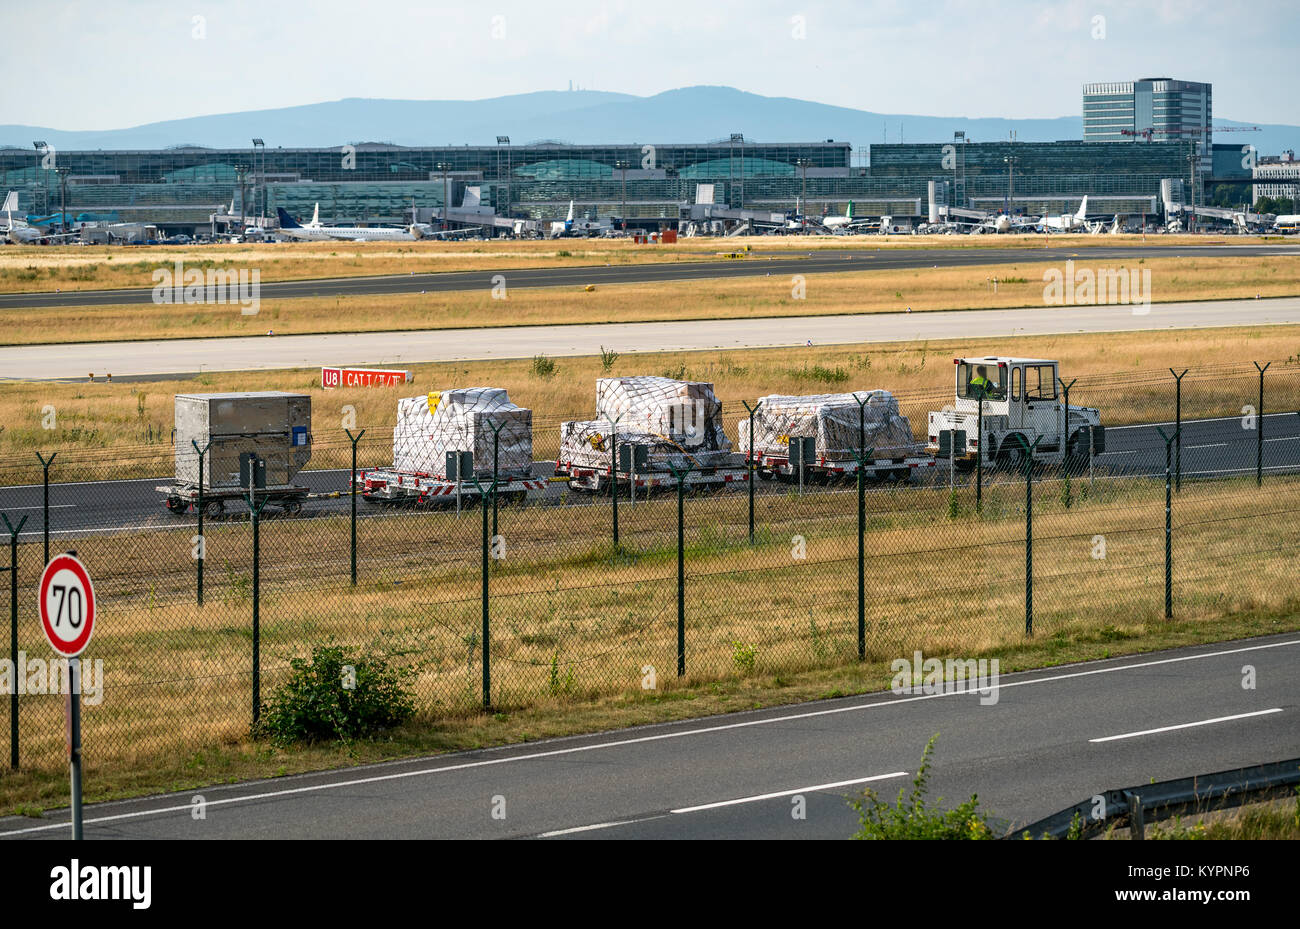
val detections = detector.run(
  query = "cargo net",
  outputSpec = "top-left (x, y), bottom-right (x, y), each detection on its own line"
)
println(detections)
top-left (392, 387), bottom-right (533, 480)
top-left (737, 390), bottom-right (921, 461)
top-left (559, 376), bottom-right (741, 472)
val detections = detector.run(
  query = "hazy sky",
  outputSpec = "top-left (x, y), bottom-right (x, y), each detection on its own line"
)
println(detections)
top-left (5, 0), bottom-right (1297, 128)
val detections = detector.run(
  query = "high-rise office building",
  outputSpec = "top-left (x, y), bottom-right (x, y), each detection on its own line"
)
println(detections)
top-left (1082, 78), bottom-right (1212, 182)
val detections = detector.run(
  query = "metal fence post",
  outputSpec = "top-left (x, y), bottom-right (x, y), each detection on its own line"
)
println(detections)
top-left (1157, 428), bottom-right (1179, 619)
top-left (1058, 377), bottom-right (1076, 505)
top-left (491, 423), bottom-right (501, 541)
top-left (244, 469), bottom-right (269, 729)
top-left (193, 440), bottom-right (211, 606)
top-left (853, 442), bottom-right (875, 662)
top-left (3, 513), bottom-right (28, 769)
top-left (1255, 362), bottom-right (1270, 486)
top-left (604, 413), bottom-right (621, 548)
top-left (36, 452), bottom-right (56, 566)
top-left (473, 477), bottom-right (494, 711)
top-left (1018, 436), bottom-right (1042, 636)
top-left (742, 400), bottom-right (761, 544)
top-left (1170, 369), bottom-right (1187, 492)
top-left (346, 429), bottom-right (365, 586)
top-left (671, 464), bottom-right (692, 677)
top-left (976, 394), bottom-right (984, 513)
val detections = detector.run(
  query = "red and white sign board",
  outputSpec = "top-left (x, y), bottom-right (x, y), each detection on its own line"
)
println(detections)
top-left (39, 554), bottom-right (96, 658)
top-left (322, 367), bottom-right (412, 389)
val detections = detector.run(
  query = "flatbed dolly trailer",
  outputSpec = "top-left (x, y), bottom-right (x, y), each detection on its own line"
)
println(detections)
top-left (749, 451), bottom-right (938, 483)
top-left (355, 468), bottom-right (546, 505)
top-left (555, 462), bottom-right (750, 494)
top-left (158, 482), bottom-right (311, 518)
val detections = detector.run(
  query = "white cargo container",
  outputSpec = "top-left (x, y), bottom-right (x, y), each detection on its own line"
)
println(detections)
top-left (159, 391), bottom-right (313, 517)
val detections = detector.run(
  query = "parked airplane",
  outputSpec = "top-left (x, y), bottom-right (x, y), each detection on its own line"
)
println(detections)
top-left (548, 201), bottom-right (614, 237)
top-left (1, 192), bottom-right (81, 244)
top-left (1037, 196), bottom-right (1091, 233)
top-left (819, 200), bottom-right (875, 231)
top-left (276, 204), bottom-right (435, 241)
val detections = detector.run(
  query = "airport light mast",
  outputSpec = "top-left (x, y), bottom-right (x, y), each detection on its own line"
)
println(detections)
top-left (1003, 154), bottom-right (1020, 214)
top-left (437, 162), bottom-right (451, 230)
top-left (57, 166), bottom-right (70, 234)
top-left (33, 141), bottom-right (47, 216)
top-left (496, 136), bottom-right (511, 220)
top-left (615, 160), bottom-right (628, 230)
top-left (252, 139), bottom-right (265, 223)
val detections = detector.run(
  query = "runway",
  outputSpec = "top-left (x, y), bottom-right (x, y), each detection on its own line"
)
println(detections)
top-left (4, 295), bottom-right (1299, 380)
top-left (1, 243), bottom-right (1294, 311)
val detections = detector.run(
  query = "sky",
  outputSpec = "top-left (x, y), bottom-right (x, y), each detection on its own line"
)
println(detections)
top-left (4, 0), bottom-right (1298, 129)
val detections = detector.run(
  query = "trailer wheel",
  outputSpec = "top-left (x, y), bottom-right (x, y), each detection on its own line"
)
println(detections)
top-left (282, 498), bottom-right (303, 516)
top-left (202, 499), bottom-right (224, 520)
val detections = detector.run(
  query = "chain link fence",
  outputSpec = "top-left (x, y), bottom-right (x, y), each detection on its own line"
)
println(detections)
top-left (2, 360), bottom-right (1298, 778)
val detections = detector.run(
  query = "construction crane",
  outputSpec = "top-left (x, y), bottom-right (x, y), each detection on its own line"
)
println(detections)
top-left (1120, 126), bottom-right (1261, 213)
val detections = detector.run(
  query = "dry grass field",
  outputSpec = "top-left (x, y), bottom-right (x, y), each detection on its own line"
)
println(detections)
top-left (2, 323), bottom-right (1298, 479)
top-left (0, 232), bottom-right (1290, 293)
top-left (4, 255), bottom-right (1298, 346)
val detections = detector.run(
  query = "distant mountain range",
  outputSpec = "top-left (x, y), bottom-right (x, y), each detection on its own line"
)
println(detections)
top-left (4, 86), bottom-right (1297, 155)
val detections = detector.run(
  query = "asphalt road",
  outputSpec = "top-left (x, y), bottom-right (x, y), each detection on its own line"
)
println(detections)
top-left (6, 296), bottom-right (1300, 380)
top-left (2, 243), bottom-right (1294, 311)
top-left (2, 413), bottom-right (1296, 537)
top-left (2, 633), bottom-right (1294, 839)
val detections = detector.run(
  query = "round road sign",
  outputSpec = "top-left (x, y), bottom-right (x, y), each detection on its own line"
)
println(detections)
top-left (39, 554), bottom-right (96, 658)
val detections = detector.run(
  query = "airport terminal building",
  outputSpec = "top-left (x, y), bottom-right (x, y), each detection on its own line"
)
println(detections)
top-left (0, 135), bottom-right (1203, 233)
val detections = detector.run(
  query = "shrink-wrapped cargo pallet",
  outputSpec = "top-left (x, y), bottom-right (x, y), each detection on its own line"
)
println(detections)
top-left (737, 390), bottom-right (920, 461)
top-left (392, 387), bottom-right (532, 480)
top-left (559, 376), bottom-right (741, 472)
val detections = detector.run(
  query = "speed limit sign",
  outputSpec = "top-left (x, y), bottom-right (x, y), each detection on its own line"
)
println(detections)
top-left (39, 554), bottom-right (96, 658)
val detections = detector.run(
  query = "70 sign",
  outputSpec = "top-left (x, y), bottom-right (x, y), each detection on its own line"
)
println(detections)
top-left (40, 554), bottom-right (96, 658)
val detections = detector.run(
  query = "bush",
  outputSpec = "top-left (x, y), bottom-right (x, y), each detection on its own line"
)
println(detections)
top-left (532, 354), bottom-right (557, 379)
top-left (256, 645), bottom-right (415, 745)
top-left (849, 734), bottom-right (994, 839)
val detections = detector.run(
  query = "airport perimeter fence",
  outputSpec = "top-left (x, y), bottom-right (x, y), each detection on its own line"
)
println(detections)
top-left (2, 360), bottom-right (1300, 777)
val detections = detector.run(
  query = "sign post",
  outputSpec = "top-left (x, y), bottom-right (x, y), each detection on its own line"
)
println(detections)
top-left (39, 552), bottom-right (96, 840)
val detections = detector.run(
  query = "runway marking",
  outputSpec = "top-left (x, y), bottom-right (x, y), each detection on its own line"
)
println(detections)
top-left (670, 772), bottom-right (908, 814)
top-left (1, 637), bottom-right (1296, 838)
top-left (1089, 708), bottom-right (1282, 743)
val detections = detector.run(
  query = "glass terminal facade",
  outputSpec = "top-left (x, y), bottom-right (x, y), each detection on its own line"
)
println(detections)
top-left (0, 136), bottom-right (1197, 229)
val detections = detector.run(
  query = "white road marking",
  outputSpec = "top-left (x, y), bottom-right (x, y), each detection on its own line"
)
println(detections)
top-left (1264, 436), bottom-right (1299, 443)
top-left (0, 504), bottom-right (75, 510)
top-left (1, 637), bottom-right (1296, 838)
top-left (537, 817), bottom-right (665, 838)
top-left (1107, 412), bottom-right (1298, 432)
top-left (1089, 708), bottom-right (1283, 743)
top-left (1098, 450), bottom-right (1136, 456)
top-left (670, 772), bottom-right (908, 814)
top-left (1185, 443), bottom-right (1226, 450)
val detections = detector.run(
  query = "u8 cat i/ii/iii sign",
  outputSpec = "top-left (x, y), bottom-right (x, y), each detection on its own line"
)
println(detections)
top-left (39, 554), bottom-right (96, 658)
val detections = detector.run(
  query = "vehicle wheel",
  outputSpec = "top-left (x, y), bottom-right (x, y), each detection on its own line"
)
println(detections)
top-left (756, 469), bottom-right (774, 481)
top-left (282, 499), bottom-right (303, 516)
top-left (996, 440), bottom-right (1025, 473)
top-left (202, 499), bottom-right (224, 520)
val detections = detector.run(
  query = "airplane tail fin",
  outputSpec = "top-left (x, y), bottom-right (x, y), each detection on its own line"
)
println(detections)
top-left (311, 203), bottom-right (320, 226)
top-left (276, 207), bottom-right (302, 229)
top-left (2, 191), bottom-right (17, 214)
top-left (846, 201), bottom-right (854, 219)
top-left (567, 200), bottom-right (575, 222)
top-left (1075, 196), bottom-right (1089, 220)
